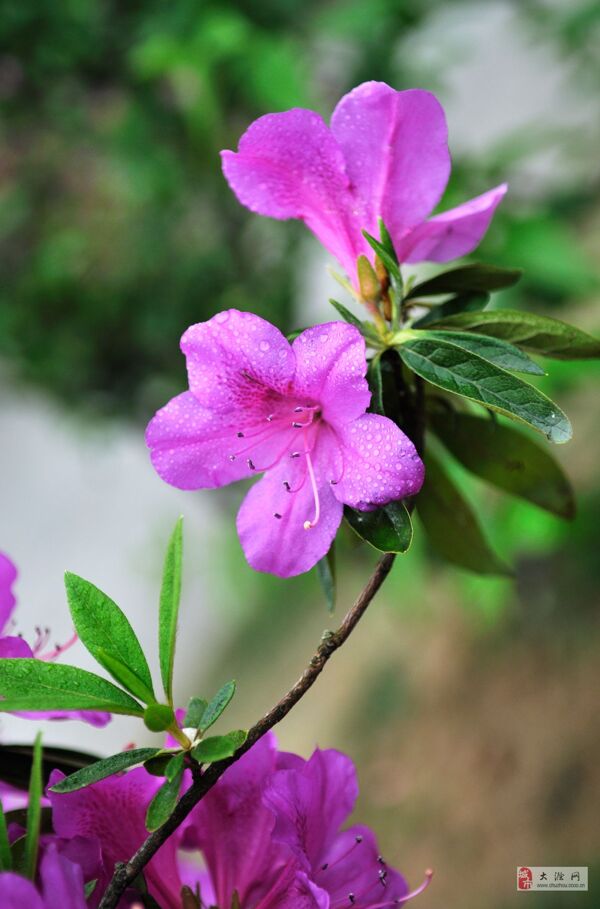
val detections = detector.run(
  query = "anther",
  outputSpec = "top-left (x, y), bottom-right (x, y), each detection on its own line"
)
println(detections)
top-left (266, 414), bottom-right (275, 422)
top-left (247, 459), bottom-right (255, 470)
top-left (294, 406), bottom-right (303, 413)
top-left (229, 455), bottom-right (236, 462)
top-left (274, 513), bottom-right (282, 520)
top-left (321, 863), bottom-right (329, 871)
top-left (349, 895), bottom-right (355, 905)
top-left (237, 431), bottom-right (245, 438)
top-left (283, 481), bottom-right (291, 491)
top-left (355, 835), bottom-right (363, 843)
top-left (378, 856), bottom-right (386, 865)
top-left (290, 452), bottom-right (300, 459)
top-left (292, 422), bottom-right (303, 428)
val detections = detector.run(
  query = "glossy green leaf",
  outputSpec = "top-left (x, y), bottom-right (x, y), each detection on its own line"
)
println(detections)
top-left (159, 517), bottom-right (184, 704)
top-left (22, 733), bottom-right (42, 879)
top-left (412, 291), bottom-right (489, 328)
top-left (423, 309), bottom-right (600, 359)
top-left (145, 754), bottom-right (184, 831)
top-left (143, 753), bottom-right (174, 777)
top-left (367, 356), bottom-right (384, 415)
top-left (345, 501), bottom-right (413, 553)
top-left (406, 263), bottom-right (522, 298)
top-left (418, 330), bottom-right (545, 375)
top-left (183, 697), bottom-right (208, 729)
top-left (50, 748), bottom-right (161, 793)
top-left (316, 545), bottom-right (336, 614)
top-left (0, 801), bottom-right (11, 871)
top-left (65, 572), bottom-right (154, 701)
top-left (416, 452), bottom-right (511, 576)
top-left (362, 228), bottom-right (402, 289)
top-left (84, 881), bottom-right (98, 899)
top-left (0, 660), bottom-right (144, 716)
top-left (430, 409), bottom-right (575, 519)
top-left (396, 337), bottom-right (571, 443)
top-left (329, 299), bottom-right (363, 330)
top-left (192, 730), bottom-right (247, 764)
top-left (143, 704), bottom-right (175, 733)
top-left (200, 681), bottom-right (236, 733)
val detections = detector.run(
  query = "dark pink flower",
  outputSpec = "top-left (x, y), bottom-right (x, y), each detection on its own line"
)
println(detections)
top-left (146, 312), bottom-right (424, 577)
top-left (222, 81), bottom-right (506, 283)
top-left (0, 551), bottom-right (109, 727)
top-left (0, 845), bottom-right (88, 909)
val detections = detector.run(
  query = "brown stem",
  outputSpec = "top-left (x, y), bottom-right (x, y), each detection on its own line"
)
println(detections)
top-left (98, 552), bottom-right (396, 909)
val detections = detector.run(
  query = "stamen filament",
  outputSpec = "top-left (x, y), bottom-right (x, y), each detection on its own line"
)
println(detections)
top-left (303, 430), bottom-right (321, 531)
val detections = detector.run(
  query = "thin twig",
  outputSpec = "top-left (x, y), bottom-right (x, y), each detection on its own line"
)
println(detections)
top-left (98, 551), bottom-right (396, 909)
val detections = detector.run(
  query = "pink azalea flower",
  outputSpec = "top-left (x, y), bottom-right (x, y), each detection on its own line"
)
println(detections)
top-left (0, 551), bottom-right (109, 727)
top-left (146, 312), bottom-right (424, 577)
top-left (221, 81), bottom-right (507, 283)
top-left (0, 845), bottom-right (88, 909)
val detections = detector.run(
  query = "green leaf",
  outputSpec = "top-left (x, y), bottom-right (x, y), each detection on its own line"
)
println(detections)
top-left (316, 545), bottom-right (336, 614)
top-left (417, 330), bottom-right (545, 375)
top-left (84, 880), bottom-right (98, 899)
top-left (143, 704), bottom-right (175, 733)
top-left (143, 753), bottom-right (174, 777)
top-left (0, 660), bottom-right (144, 716)
top-left (396, 337), bottom-right (571, 444)
top-left (22, 732), bottom-right (42, 879)
top-left (329, 298), bottom-right (363, 330)
top-left (416, 452), bottom-right (511, 576)
top-left (429, 409), bottom-right (575, 520)
top-left (65, 572), bottom-right (154, 702)
top-left (49, 748), bottom-right (161, 793)
top-left (367, 356), bottom-right (384, 415)
top-left (200, 681), bottom-right (236, 733)
top-left (422, 309), bottom-right (600, 360)
top-left (406, 263), bottom-right (522, 298)
top-left (362, 229), bottom-right (402, 289)
top-left (412, 291), bottom-right (490, 328)
top-left (159, 517), bottom-right (184, 704)
top-left (145, 754), bottom-right (184, 832)
top-left (192, 730), bottom-right (247, 764)
top-left (183, 697), bottom-right (208, 729)
top-left (345, 501), bottom-right (413, 553)
top-left (0, 801), bottom-right (11, 871)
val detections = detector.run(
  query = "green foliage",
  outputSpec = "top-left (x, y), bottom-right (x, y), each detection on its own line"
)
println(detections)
top-left (145, 754), bottom-right (185, 832)
top-left (143, 705), bottom-right (176, 733)
top-left (405, 263), bottom-right (522, 298)
top-left (0, 802), bottom-right (11, 872)
top-left (416, 453), bottom-right (511, 576)
top-left (192, 730), bottom-right (247, 763)
top-left (200, 681), bottom-right (237, 733)
top-left (159, 517), bottom-right (184, 704)
top-left (22, 733), bottom-right (42, 879)
top-left (345, 502), bottom-right (413, 553)
top-left (416, 330), bottom-right (545, 375)
top-left (50, 749), bottom-right (162, 794)
top-left (183, 697), bottom-right (209, 729)
top-left (0, 660), bottom-right (144, 716)
top-left (65, 572), bottom-right (155, 703)
top-left (430, 409), bottom-right (576, 520)
top-left (316, 546), bottom-right (336, 613)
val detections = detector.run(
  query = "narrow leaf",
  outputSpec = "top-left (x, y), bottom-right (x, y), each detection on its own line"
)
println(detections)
top-left (423, 309), bottom-right (600, 359)
top-left (363, 230), bottom-right (402, 288)
top-left (345, 501), bottom-right (413, 553)
top-left (183, 697), bottom-right (208, 729)
top-left (143, 753), bottom-right (174, 777)
top-left (396, 337), bottom-right (571, 443)
top-left (418, 330), bottom-right (545, 375)
top-left (65, 573), bottom-right (154, 700)
top-left (95, 649), bottom-right (155, 704)
top-left (412, 291), bottom-right (489, 328)
top-left (329, 298), bottom-right (363, 330)
top-left (50, 748), bottom-right (161, 793)
top-left (430, 409), bottom-right (575, 519)
top-left (406, 263), bottom-right (522, 298)
top-left (0, 802), bottom-right (12, 871)
top-left (84, 880), bottom-right (98, 899)
top-left (416, 452), bottom-right (511, 576)
top-left (200, 681), bottom-right (236, 733)
top-left (0, 660), bottom-right (144, 716)
top-left (159, 517), bottom-right (184, 704)
top-left (192, 730), bottom-right (247, 764)
top-left (22, 732), bottom-right (42, 879)
top-left (316, 545), bottom-right (336, 614)
top-left (367, 356), bottom-right (384, 415)
top-left (145, 754), bottom-right (184, 832)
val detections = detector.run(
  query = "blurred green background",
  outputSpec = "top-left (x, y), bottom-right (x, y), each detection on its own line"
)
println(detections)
top-left (1, 1), bottom-right (599, 907)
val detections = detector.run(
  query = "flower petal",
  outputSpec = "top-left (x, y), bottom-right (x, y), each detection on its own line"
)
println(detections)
top-left (398, 183), bottom-right (508, 263)
top-left (330, 414), bottom-right (424, 509)
top-left (291, 323), bottom-right (370, 426)
top-left (221, 111), bottom-right (363, 279)
top-left (182, 310), bottom-right (295, 412)
top-left (0, 635), bottom-right (33, 658)
top-left (0, 552), bottom-right (18, 633)
top-left (331, 83), bottom-right (451, 241)
top-left (236, 435), bottom-right (343, 577)
top-left (49, 768), bottom-right (182, 909)
top-left (265, 749), bottom-right (359, 869)
top-left (0, 874), bottom-right (44, 909)
top-left (255, 868), bottom-right (329, 909)
top-left (183, 735), bottom-right (287, 909)
top-left (40, 846), bottom-right (87, 909)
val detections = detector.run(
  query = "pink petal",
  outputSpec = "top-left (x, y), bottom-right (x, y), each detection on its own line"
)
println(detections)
top-left (0, 552), bottom-right (18, 633)
top-left (331, 83), bottom-right (451, 243)
top-left (316, 825), bottom-right (408, 906)
top-left (40, 846), bottom-right (87, 909)
top-left (291, 323), bottom-right (370, 426)
top-left (330, 414), bottom-right (424, 509)
top-left (0, 635), bottom-right (33, 658)
top-left (0, 874), bottom-right (44, 909)
top-left (221, 111), bottom-right (363, 280)
top-left (182, 310), bottom-right (295, 412)
top-left (255, 868), bottom-right (328, 909)
top-left (398, 183), bottom-right (508, 263)
top-left (236, 434), bottom-right (343, 577)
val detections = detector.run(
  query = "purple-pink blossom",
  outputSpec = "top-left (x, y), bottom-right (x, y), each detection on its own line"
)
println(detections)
top-left (146, 312), bottom-right (424, 576)
top-left (0, 845), bottom-right (89, 909)
top-left (222, 81), bottom-right (506, 283)
top-left (0, 550), bottom-right (109, 727)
